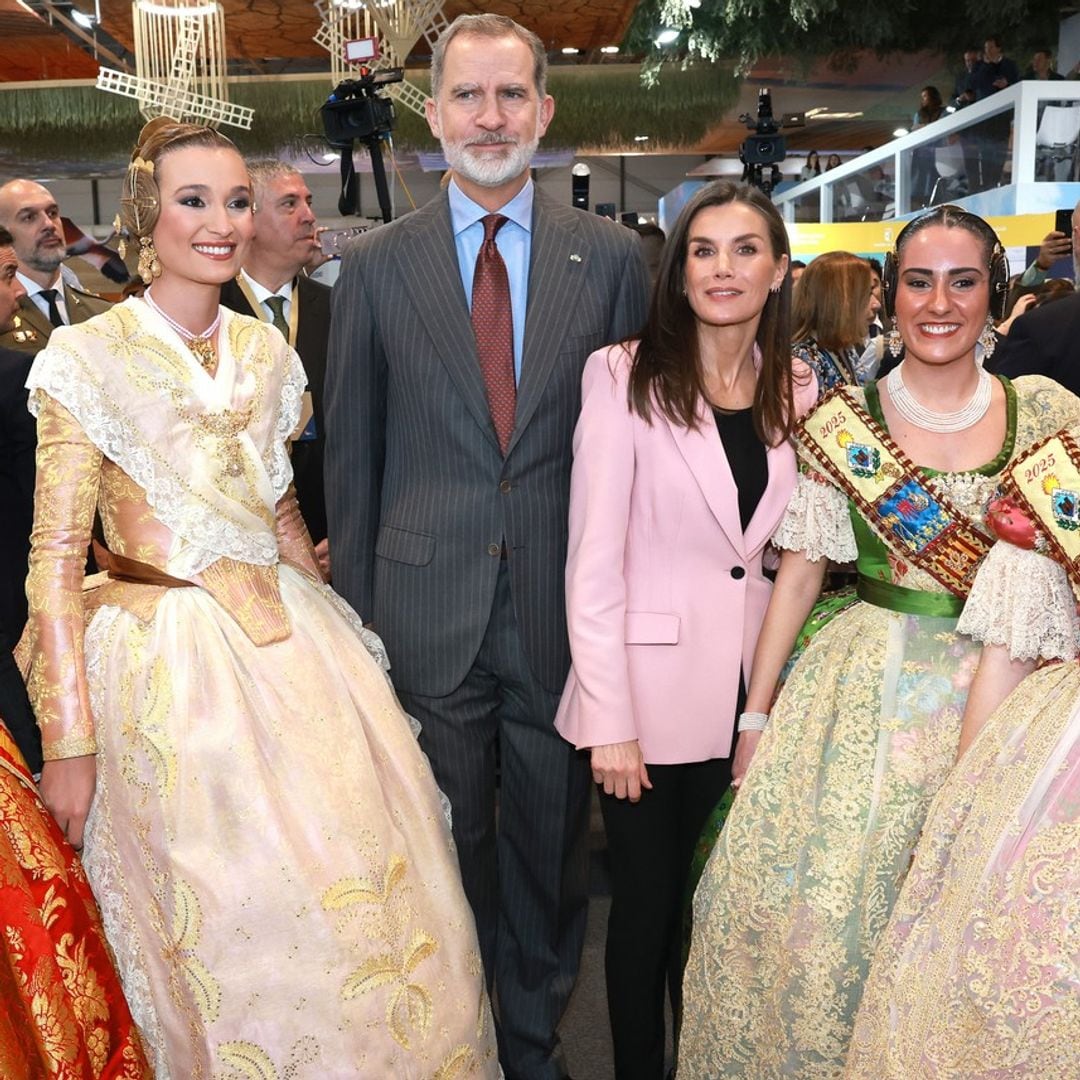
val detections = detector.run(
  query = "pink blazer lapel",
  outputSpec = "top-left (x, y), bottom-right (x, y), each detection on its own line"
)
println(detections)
top-left (743, 437), bottom-right (797, 556)
top-left (666, 403), bottom-right (746, 558)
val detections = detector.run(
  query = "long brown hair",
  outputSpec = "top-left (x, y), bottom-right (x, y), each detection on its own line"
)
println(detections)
top-left (629, 180), bottom-right (801, 447)
top-left (792, 251), bottom-right (873, 353)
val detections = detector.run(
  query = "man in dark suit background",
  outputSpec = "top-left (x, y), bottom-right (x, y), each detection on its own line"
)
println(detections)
top-left (991, 288), bottom-right (1080, 394)
top-left (0, 226), bottom-right (42, 773)
top-left (325, 13), bottom-right (648, 1079)
top-left (0, 180), bottom-right (110, 355)
top-left (219, 160), bottom-right (332, 576)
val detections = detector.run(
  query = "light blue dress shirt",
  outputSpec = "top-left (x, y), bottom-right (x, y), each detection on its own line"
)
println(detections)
top-left (448, 178), bottom-right (533, 383)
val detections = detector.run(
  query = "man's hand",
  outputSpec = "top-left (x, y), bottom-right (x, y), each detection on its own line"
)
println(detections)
top-left (1036, 230), bottom-right (1072, 271)
top-left (39, 755), bottom-right (97, 850)
top-left (314, 537), bottom-right (331, 581)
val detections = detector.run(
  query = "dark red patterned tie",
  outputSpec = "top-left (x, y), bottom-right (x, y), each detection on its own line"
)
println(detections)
top-left (472, 214), bottom-right (516, 454)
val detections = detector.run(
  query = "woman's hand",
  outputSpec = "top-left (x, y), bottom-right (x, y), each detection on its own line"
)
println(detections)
top-left (731, 730), bottom-right (763, 790)
top-left (591, 740), bottom-right (652, 802)
top-left (39, 755), bottom-right (97, 850)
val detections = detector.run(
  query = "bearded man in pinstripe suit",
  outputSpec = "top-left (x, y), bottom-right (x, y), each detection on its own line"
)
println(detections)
top-left (325, 13), bottom-right (648, 1079)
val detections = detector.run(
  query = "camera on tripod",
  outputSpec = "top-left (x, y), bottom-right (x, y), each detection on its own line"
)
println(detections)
top-left (321, 68), bottom-right (403, 149)
top-left (739, 89), bottom-right (786, 167)
top-left (320, 67), bottom-right (404, 223)
top-left (738, 89), bottom-right (789, 196)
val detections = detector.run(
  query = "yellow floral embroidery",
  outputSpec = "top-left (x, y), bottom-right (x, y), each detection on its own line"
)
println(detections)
top-left (161, 877), bottom-right (221, 1023)
top-left (323, 851), bottom-right (445, 1051)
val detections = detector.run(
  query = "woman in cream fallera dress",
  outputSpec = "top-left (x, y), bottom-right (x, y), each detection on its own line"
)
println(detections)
top-left (25, 121), bottom-right (497, 1079)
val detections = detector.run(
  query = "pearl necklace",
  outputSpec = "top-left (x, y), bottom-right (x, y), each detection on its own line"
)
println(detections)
top-left (885, 361), bottom-right (993, 434)
top-left (144, 291), bottom-right (221, 372)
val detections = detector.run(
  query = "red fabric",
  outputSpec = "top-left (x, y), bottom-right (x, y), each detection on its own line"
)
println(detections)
top-left (0, 726), bottom-right (150, 1079)
top-left (471, 214), bottom-right (516, 454)
top-left (986, 494), bottom-right (1039, 549)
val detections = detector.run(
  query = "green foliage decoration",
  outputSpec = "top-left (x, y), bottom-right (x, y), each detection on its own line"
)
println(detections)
top-left (0, 64), bottom-right (739, 175)
top-left (627, 0), bottom-right (1064, 76)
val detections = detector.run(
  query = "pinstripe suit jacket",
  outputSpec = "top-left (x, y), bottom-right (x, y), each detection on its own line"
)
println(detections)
top-left (324, 188), bottom-right (649, 697)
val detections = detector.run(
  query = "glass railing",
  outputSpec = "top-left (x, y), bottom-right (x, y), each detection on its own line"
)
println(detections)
top-left (774, 81), bottom-right (1080, 222)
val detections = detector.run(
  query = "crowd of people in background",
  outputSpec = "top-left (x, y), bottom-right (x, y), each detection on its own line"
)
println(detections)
top-left (1, 11), bottom-right (1079, 1080)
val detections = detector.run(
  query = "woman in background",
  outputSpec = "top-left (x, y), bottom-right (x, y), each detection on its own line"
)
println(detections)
top-left (792, 251), bottom-right (881, 394)
top-left (800, 151), bottom-right (822, 182)
top-left (678, 204), bottom-right (1080, 1078)
top-left (911, 86), bottom-right (946, 206)
top-left (555, 180), bottom-right (816, 1080)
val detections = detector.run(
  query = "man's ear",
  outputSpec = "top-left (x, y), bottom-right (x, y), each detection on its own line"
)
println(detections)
top-left (425, 98), bottom-right (442, 140)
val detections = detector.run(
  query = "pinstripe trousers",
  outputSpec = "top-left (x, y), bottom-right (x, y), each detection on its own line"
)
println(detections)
top-left (400, 560), bottom-right (592, 1080)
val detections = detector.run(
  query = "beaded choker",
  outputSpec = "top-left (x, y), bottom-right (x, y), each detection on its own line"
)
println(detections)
top-left (143, 291), bottom-right (221, 372)
top-left (885, 362), bottom-right (993, 434)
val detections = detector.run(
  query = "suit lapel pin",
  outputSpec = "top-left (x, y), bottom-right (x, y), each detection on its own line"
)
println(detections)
top-left (569, 254), bottom-right (582, 263)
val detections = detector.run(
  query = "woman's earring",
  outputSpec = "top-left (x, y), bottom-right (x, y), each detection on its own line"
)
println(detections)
top-left (979, 314), bottom-right (997, 360)
top-left (138, 235), bottom-right (161, 285)
top-left (886, 315), bottom-right (904, 358)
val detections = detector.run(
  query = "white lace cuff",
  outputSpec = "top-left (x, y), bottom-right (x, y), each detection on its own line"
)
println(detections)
top-left (958, 542), bottom-right (1080, 661)
top-left (772, 472), bottom-right (858, 563)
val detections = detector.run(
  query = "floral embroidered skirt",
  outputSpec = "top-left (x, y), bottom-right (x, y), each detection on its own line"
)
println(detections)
top-left (846, 659), bottom-right (1080, 1079)
top-left (0, 723), bottom-right (149, 1079)
top-left (81, 565), bottom-right (498, 1079)
top-left (678, 600), bottom-right (978, 1079)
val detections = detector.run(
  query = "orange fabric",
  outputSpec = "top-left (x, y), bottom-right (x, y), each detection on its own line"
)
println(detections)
top-left (0, 724), bottom-right (150, 1079)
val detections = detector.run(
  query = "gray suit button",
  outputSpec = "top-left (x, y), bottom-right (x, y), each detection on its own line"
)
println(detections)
top-left (487, 543), bottom-right (501, 557)
top-left (499, 479), bottom-right (512, 494)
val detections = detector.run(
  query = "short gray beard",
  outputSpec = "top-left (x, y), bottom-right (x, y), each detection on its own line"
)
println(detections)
top-left (441, 131), bottom-right (539, 189)
top-left (25, 245), bottom-right (64, 275)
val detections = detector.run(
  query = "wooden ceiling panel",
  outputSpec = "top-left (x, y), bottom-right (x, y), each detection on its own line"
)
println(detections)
top-left (0, 0), bottom-right (100, 81)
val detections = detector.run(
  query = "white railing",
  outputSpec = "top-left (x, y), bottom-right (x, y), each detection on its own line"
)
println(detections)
top-left (775, 80), bottom-right (1080, 223)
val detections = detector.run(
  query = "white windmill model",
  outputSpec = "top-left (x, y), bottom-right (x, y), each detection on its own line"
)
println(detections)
top-left (97, 0), bottom-right (254, 130)
top-left (313, 0), bottom-right (448, 120)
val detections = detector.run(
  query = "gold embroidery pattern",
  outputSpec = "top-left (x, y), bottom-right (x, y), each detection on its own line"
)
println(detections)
top-left (846, 660), bottom-right (1080, 1077)
top-left (679, 378), bottom-right (1080, 1079)
top-left (323, 851), bottom-right (443, 1050)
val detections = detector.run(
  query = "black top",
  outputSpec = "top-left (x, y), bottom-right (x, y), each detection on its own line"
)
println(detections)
top-left (712, 406), bottom-right (768, 532)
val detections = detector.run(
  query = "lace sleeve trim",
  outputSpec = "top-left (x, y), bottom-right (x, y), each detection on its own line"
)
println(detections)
top-left (267, 346), bottom-right (305, 501)
top-left (772, 471), bottom-right (858, 563)
top-left (958, 542), bottom-right (1080, 661)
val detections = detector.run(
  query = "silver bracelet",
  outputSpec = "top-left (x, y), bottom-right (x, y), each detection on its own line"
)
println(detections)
top-left (737, 711), bottom-right (769, 732)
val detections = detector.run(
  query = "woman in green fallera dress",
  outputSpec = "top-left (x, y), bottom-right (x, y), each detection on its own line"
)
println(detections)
top-left (677, 206), bottom-right (1080, 1078)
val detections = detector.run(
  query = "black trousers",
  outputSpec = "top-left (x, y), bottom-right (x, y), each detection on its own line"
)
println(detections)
top-left (400, 560), bottom-right (592, 1080)
top-left (600, 754), bottom-right (733, 1080)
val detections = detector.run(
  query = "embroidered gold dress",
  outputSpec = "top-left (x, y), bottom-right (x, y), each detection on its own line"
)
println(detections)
top-left (677, 377), bottom-right (1080, 1080)
top-left (0, 720), bottom-right (150, 1079)
top-left (24, 299), bottom-right (498, 1079)
top-left (846, 507), bottom-right (1080, 1077)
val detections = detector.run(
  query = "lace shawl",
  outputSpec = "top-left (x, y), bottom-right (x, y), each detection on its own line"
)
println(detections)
top-left (26, 298), bottom-right (305, 577)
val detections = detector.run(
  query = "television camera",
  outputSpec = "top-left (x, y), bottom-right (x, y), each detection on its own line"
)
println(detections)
top-left (738, 89), bottom-right (788, 197)
top-left (321, 67), bottom-right (403, 223)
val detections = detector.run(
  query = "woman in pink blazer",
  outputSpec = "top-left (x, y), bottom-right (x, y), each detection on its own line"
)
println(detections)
top-left (555, 181), bottom-right (817, 1079)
